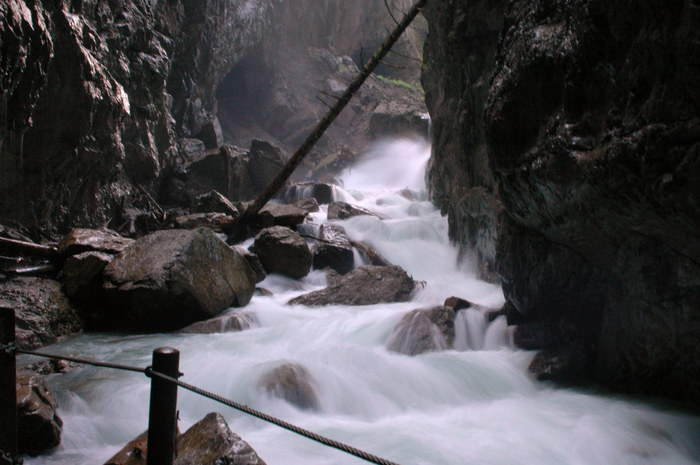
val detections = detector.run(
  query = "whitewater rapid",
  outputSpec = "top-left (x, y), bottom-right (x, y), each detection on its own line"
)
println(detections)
top-left (22, 138), bottom-right (700, 465)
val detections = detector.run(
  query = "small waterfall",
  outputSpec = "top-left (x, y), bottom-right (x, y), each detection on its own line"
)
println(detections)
top-left (454, 309), bottom-right (514, 351)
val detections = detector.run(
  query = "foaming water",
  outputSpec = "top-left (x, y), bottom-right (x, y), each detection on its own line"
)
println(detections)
top-left (23, 138), bottom-right (700, 465)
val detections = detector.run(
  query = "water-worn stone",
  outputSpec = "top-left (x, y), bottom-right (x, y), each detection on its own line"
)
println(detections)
top-left (176, 412), bottom-right (267, 465)
top-left (249, 226), bottom-right (311, 279)
top-left (179, 311), bottom-right (256, 334)
top-left (0, 278), bottom-right (81, 349)
top-left (283, 182), bottom-right (335, 205)
top-left (351, 241), bottom-right (391, 266)
top-left (288, 265), bottom-right (414, 306)
top-left (17, 374), bottom-right (63, 456)
top-left (103, 228), bottom-right (256, 331)
top-left (327, 202), bottom-right (382, 220)
top-left (63, 251), bottom-right (114, 305)
top-left (57, 228), bottom-right (134, 257)
top-left (386, 306), bottom-right (455, 355)
top-left (312, 224), bottom-right (354, 274)
top-left (257, 363), bottom-right (318, 410)
top-left (443, 296), bottom-right (472, 312)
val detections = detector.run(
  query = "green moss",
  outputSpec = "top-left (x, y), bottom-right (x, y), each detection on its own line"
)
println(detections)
top-left (375, 74), bottom-right (421, 92)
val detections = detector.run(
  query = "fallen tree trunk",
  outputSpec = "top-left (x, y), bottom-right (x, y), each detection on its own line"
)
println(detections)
top-left (0, 237), bottom-right (58, 258)
top-left (227, 0), bottom-right (429, 242)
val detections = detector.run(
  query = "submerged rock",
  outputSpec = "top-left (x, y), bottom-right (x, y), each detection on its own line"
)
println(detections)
top-left (0, 277), bottom-right (81, 349)
top-left (17, 374), bottom-right (63, 456)
top-left (327, 201), bottom-right (382, 220)
top-left (179, 311), bottom-right (256, 334)
top-left (257, 363), bottom-right (319, 410)
top-left (386, 306), bottom-right (455, 355)
top-left (249, 226), bottom-right (312, 279)
top-left (288, 265), bottom-right (414, 306)
top-left (312, 224), bottom-right (354, 274)
top-left (103, 228), bottom-right (256, 331)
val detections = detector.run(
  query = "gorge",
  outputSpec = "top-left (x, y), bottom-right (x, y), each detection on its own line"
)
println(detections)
top-left (1, 0), bottom-right (699, 464)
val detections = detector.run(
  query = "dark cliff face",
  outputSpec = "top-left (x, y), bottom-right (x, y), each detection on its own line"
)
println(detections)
top-left (422, 0), bottom-right (504, 281)
top-left (1, 0), bottom-right (269, 230)
top-left (425, 0), bottom-right (700, 406)
top-left (0, 0), bottom-right (425, 232)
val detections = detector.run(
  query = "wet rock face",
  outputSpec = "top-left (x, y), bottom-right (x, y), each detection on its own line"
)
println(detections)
top-left (422, 0), bottom-right (504, 281)
top-left (175, 412), bottom-right (267, 465)
top-left (386, 306), bottom-right (455, 356)
top-left (312, 224), bottom-right (354, 275)
top-left (425, 0), bottom-right (700, 404)
top-left (0, 277), bottom-right (81, 349)
top-left (103, 228), bottom-right (256, 331)
top-left (17, 374), bottom-right (63, 456)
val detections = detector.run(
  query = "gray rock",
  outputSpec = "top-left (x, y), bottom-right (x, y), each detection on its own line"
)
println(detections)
top-left (63, 251), bottom-right (114, 304)
top-left (17, 374), bottom-right (63, 456)
top-left (57, 229), bottom-right (134, 257)
top-left (443, 296), bottom-right (473, 311)
top-left (283, 182), bottom-right (335, 205)
top-left (253, 203), bottom-right (308, 229)
top-left (103, 228), bottom-right (256, 331)
top-left (257, 363), bottom-right (318, 410)
top-left (327, 202), bottom-right (382, 220)
top-left (175, 412), bottom-right (266, 465)
top-left (369, 102), bottom-right (430, 138)
top-left (312, 224), bottom-right (354, 274)
top-left (293, 197), bottom-right (320, 213)
top-left (179, 311), bottom-right (256, 334)
top-left (103, 430), bottom-right (148, 465)
top-left (179, 138), bottom-right (207, 165)
top-left (237, 248), bottom-right (266, 284)
top-left (386, 306), bottom-right (455, 356)
top-left (0, 277), bottom-right (81, 350)
top-left (248, 139), bottom-right (287, 191)
top-left (184, 145), bottom-right (253, 202)
top-left (249, 226), bottom-right (311, 279)
top-left (288, 265), bottom-right (414, 306)
top-left (191, 190), bottom-right (240, 217)
top-left (196, 116), bottom-right (224, 150)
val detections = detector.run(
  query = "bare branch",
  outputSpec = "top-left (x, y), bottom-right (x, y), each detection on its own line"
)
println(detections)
top-left (384, 0), bottom-right (400, 26)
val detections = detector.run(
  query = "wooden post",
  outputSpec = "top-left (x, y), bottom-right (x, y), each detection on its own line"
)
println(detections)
top-left (0, 308), bottom-right (19, 465)
top-left (146, 347), bottom-right (179, 465)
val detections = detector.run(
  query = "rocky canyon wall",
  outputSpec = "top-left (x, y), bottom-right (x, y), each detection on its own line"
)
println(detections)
top-left (0, 0), bottom-right (425, 233)
top-left (424, 0), bottom-right (700, 406)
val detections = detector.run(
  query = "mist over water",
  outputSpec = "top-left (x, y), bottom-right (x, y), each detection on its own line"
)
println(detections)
top-left (23, 139), bottom-right (700, 465)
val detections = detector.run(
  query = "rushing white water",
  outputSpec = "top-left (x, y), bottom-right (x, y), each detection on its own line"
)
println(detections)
top-left (22, 138), bottom-right (700, 465)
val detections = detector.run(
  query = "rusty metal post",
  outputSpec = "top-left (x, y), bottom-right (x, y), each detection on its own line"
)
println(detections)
top-left (0, 308), bottom-right (19, 465)
top-left (146, 347), bottom-right (179, 465)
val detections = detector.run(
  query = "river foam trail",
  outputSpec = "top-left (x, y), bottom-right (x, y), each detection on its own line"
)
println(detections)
top-left (23, 138), bottom-right (700, 465)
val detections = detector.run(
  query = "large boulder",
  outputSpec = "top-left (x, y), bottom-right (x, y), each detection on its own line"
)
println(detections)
top-left (312, 224), bottom-right (354, 274)
top-left (257, 363), bottom-right (318, 410)
top-left (175, 412), bottom-right (267, 465)
top-left (288, 265), bottom-right (415, 306)
top-left (105, 412), bottom-right (266, 465)
top-left (386, 306), bottom-right (455, 355)
top-left (103, 228), bottom-right (256, 331)
top-left (0, 278), bottom-right (81, 349)
top-left (249, 226), bottom-right (311, 279)
top-left (17, 374), bottom-right (63, 456)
